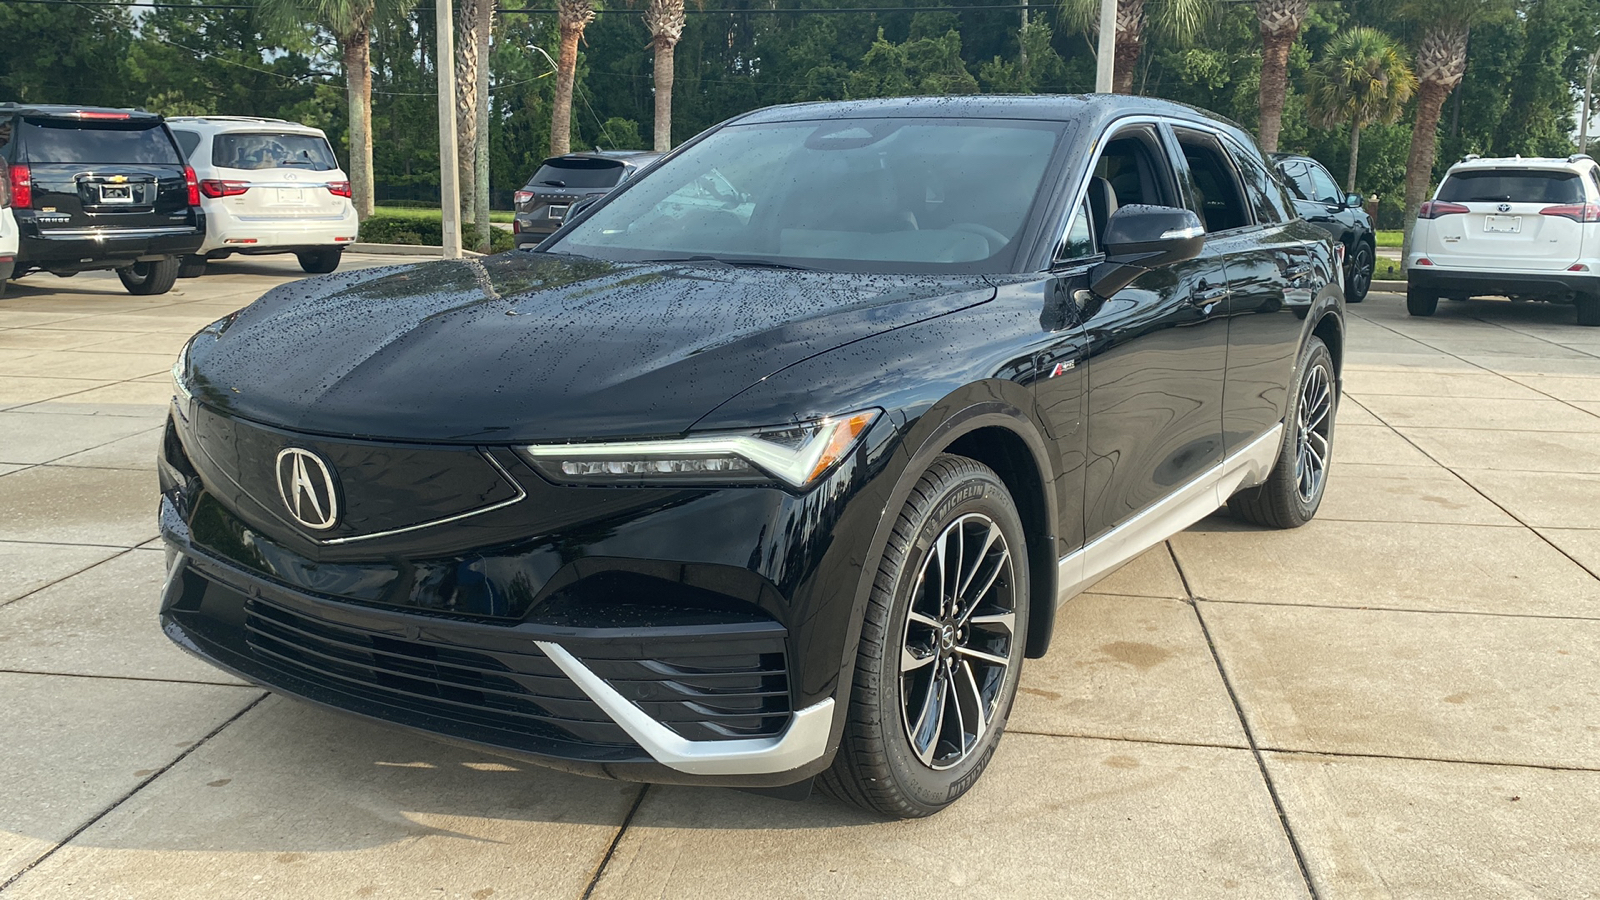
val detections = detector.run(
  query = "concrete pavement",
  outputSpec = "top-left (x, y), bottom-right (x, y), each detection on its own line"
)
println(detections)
top-left (2, 262), bottom-right (1598, 898)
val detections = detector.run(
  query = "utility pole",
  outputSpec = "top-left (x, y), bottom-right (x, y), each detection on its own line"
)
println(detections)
top-left (436, 0), bottom-right (463, 259)
top-left (1582, 48), bottom-right (1598, 156)
top-left (1095, 0), bottom-right (1116, 93)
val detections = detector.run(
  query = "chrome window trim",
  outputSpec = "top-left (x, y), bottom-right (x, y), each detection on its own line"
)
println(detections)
top-left (1056, 423), bottom-right (1283, 603)
top-left (536, 640), bottom-right (836, 776)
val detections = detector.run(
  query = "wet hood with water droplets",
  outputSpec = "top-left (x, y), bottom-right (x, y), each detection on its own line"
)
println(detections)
top-left (184, 252), bottom-right (994, 442)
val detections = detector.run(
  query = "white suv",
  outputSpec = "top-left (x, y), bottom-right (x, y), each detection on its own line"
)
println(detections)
top-left (1407, 154), bottom-right (1600, 326)
top-left (0, 173), bottom-right (15, 298)
top-left (167, 117), bottom-right (358, 276)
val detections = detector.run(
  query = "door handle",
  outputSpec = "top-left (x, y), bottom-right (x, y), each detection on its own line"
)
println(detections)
top-left (1285, 264), bottom-right (1313, 281)
top-left (1190, 284), bottom-right (1228, 306)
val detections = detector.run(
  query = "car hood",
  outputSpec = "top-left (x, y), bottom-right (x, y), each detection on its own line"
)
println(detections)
top-left (185, 252), bottom-right (994, 442)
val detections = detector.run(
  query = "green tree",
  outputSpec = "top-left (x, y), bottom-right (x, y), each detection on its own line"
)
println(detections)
top-left (847, 27), bottom-right (980, 97)
top-left (552, 0), bottom-right (599, 155)
top-left (1060, 0), bottom-right (1216, 93)
top-left (1255, 0), bottom-right (1309, 152)
top-left (1308, 27), bottom-right (1416, 191)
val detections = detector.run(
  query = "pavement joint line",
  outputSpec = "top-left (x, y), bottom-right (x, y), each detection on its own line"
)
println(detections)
top-left (0, 668), bottom-right (256, 689)
top-left (0, 691), bottom-right (268, 895)
top-left (1170, 540), bottom-right (1321, 900)
top-left (15, 422), bottom-right (166, 469)
top-left (1005, 727), bottom-right (1252, 752)
top-left (580, 784), bottom-right (649, 900)
top-left (0, 546), bottom-right (139, 611)
top-left (1467, 314), bottom-right (1600, 364)
top-left (1193, 595), bottom-right (1600, 623)
top-left (0, 537), bottom-right (148, 550)
top-left (1261, 744), bottom-right (1600, 775)
top-left (1340, 312), bottom-right (1600, 582)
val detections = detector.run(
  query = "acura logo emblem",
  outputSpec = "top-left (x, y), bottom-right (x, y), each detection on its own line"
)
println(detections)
top-left (275, 448), bottom-right (339, 531)
top-left (1497, 202), bottom-right (1512, 213)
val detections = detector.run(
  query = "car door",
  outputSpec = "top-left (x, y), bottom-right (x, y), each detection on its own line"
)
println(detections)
top-left (1051, 122), bottom-right (1231, 546)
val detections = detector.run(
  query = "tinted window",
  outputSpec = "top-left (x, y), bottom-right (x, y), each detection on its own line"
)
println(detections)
top-left (530, 159), bottom-right (627, 189)
top-left (20, 119), bottom-right (180, 164)
top-left (1177, 132), bottom-right (1250, 232)
top-left (1094, 129), bottom-right (1172, 208)
top-left (1437, 170), bottom-right (1583, 204)
top-left (1279, 162), bottom-right (1313, 201)
top-left (213, 133), bottom-right (338, 171)
top-left (554, 118), bottom-right (1065, 273)
top-left (1057, 197), bottom-right (1096, 261)
top-left (172, 129), bottom-right (201, 161)
top-left (1227, 142), bottom-right (1288, 225)
top-left (1304, 164), bottom-right (1342, 204)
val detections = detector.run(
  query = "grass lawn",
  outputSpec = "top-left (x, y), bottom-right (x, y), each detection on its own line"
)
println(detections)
top-left (1374, 257), bottom-right (1405, 281)
top-left (374, 205), bottom-right (514, 224)
top-left (1375, 230), bottom-right (1402, 248)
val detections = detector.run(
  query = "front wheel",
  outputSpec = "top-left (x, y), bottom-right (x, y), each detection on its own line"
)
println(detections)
top-left (296, 248), bottom-right (343, 274)
top-left (819, 454), bottom-right (1029, 818)
top-left (118, 257), bottom-right (180, 295)
top-left (1344, 243), bottom-right (1373, 303)
top-left (1228, 337), bottom-right (1336, 529)
top-left (1406, 285), bottom-right (1438, 317)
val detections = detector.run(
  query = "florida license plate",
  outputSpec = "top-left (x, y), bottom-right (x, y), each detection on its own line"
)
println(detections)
top-left (549, 204), bottom-right (570, 220)
top-left (277, 188), bottom-right (305, 204)
top-left (1484, 215), bottom-right (1521, 233)
top-left (100, 185), bottom-right (132, 203)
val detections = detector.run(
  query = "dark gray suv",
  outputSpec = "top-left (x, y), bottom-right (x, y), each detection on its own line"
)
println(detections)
top-left (512, 150), bottom-right (661, 247)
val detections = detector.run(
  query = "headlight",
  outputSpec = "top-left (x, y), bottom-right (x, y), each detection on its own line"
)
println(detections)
top-left (170, 341), bottom-right (193, 405)
top-left (521, 409), bottom-right (881, 488)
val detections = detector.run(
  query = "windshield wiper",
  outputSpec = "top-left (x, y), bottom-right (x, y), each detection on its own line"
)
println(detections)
top-left (641, 255), bottom-right (812, 271)
top-left (539, 179), bottom-right (566, 187)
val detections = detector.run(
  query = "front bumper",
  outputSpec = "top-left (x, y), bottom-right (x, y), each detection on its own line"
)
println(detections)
top-left (1408, 264), bottom-right (1597, 299)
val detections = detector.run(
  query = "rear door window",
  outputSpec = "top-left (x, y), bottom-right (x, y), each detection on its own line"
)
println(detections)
top-left (1303, 164), bottom-right (1342, 204)
top-left (20, 119), bottom-right (180, 164)
top-left (1438, 170), bottom-right (1584, 204)
top-left (529, 159), bottom-right (626, 189)
top-left (1174, 130), bottom-right (1251, 233)
top-left (213, 133), bottom-right (339, 171)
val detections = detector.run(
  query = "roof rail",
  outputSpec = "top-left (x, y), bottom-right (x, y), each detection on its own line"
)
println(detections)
top-left (1571, 153), bottom-right (1595, 163)
top-left (1461, 153), bottom-right (1480, 162)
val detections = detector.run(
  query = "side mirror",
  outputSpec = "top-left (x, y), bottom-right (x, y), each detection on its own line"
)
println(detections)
top-left (1344, 193), bottom-right (1363, 209)
top-left (1090, 205), bottom-right (1205, 298)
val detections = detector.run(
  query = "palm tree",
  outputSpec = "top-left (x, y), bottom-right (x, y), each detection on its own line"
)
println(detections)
top-left (1255, 0), bottom-right (1309, 154)
top-left (1398, 0), bottom-right (1512, 264)
top-left (550, 0), bottom-right (597, 156)
top-left (454, 0), bottom-right (492, 251)
top-left (1308, 28), bottom-right (1417, 192)
top-left (263, 0), bottom-right (417, 220)
top-left (1059, 0), bottom-right (1214, 94)
top-left (643, 0), bottom-right (685, 152)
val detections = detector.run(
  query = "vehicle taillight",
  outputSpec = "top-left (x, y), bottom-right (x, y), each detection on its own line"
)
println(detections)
top-left (183, 166), bottom-right (201, 206)
top-left (0, 168), bottom-right (9, 209)
top-left (1539, 203), bottom-right (1600, 223)
top-left (199, 179), bottom-right (251, 199)
top-left (1417, 201), bottom-right (1470, 219)
top-left (514, 190), bottom-right (533, 206)
top-left (8, 165), bottom-right (31, 209)
top-left (74, 110), bottom-right (131, 120)
top-left (327, 181), bottom-right (352, 198)
top-left (512, 219), bottom-right (521, 234)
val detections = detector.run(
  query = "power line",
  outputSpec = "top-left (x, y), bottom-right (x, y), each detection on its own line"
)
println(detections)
top-left (0, 0), bottom-right (1070, 12)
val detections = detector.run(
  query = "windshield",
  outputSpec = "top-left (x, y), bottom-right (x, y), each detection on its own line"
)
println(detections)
top-left (550, 118), bottom-right (1065, 273)
top-left (1438, 170), bottom-right (1583, 204)
top-left (530, 158), bottom-right (627, 189)
top-left (213, 132), bottom-right (339, 171)
top-left (21, 119), bottom-right (180, 164)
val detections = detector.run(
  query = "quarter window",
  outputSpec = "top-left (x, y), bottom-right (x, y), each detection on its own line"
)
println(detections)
top-left (1175, 131), bottom-right (1251, 233)
top-left (1226, 141), bottom-right (1288, 225)
top-left (1057, 197), bottom-right (1096, 261)
top-left (172, 130), bottom-right (201, 161)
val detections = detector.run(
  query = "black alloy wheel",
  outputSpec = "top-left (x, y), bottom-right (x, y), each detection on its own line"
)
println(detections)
top-left (820, 454), bottom-right (1028, 818)
top-left (1344, 243), bottom-right (1372, 303)
top-left (118, 256), bottom-right (180, 295)
top-left (1228, 336), bottom-right (1337, 529)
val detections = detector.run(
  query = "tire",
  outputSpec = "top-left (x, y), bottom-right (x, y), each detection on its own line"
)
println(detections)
top-left (296, 248), bottom-right (343, 274)
top-left (177, 255), bottom-right (207, 279)
top-left (117, 257), bottom-right (180, 295)
top-left (1577, 294), bottom-right (1600, 327)
top-left (1344, 243), bottom-right (1373, 303)
top-left (1406, 285), bottom-right (1438, 317)
top-left (819, 454), bottom-right (1029, 819)
top-left (1228, 337), bottom-right (1336, 529)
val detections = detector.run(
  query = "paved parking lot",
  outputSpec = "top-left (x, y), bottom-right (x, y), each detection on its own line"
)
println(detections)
top-left (2, 259), bottom-right (1598, 898)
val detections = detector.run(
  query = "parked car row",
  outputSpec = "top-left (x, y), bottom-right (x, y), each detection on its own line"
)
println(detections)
top-left (0, 103), bottom-right (355, 296)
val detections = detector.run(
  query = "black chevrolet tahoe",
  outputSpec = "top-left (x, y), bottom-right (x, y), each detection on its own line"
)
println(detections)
top-left (0, 103), bottom-right (205, 295)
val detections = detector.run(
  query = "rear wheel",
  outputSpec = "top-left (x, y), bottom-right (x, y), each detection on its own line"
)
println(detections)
top-left (297, 248), bottom-right (343, 274)
top-left (118, 257), bottom-right (180, 295)
top-left (820, 454), bottom-right (1028, 818)
top-left (1344, 243), bottom-right (1372, 303)
top-left (1577, 294), bottom-right (1600, 327)
top-left (1406, 285), bottom-right (1438, 317)
top-left (1228, 337), bottom-right (1336, 529)
top-left (177, 255), bottom-right (207, 279)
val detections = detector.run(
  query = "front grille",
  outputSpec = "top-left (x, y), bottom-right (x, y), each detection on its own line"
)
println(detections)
top-left (240, 592), bottom-right (637, 749)
top-left (577, 641), bottom-right (792, 742)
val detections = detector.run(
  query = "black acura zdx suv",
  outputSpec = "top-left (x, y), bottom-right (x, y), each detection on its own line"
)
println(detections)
top-left (1, 104), bottom-right (205, 295)
top-left (159, 96), bottom-right (1344, 818)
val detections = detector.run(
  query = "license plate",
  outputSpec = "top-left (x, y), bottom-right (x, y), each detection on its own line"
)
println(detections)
top-left (276, 188), bottom-right (305, 204)
top-left (99, 185), bottom-right (132, 204)
top-left (548, 204), bottom-right (569, 220)
top-left (1484, 215), bottom-right (1521, 234)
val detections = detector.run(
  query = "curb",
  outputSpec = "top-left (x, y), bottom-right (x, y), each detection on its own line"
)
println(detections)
top-left (1371, 279), bottom-right (1407, 292)
top-left (349, 243), bottom-right (487, 258)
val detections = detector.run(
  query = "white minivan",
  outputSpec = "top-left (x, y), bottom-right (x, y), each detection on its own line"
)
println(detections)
top-left (0, 172), bottom-right (15, 298)
top-left (167, 116), bottom-right (358, 276)
top-left (1407, 154), bottom-right (1600, 326)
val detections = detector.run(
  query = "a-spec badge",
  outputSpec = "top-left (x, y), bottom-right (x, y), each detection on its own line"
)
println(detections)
top-left (1050, 360), bottom-right (1076, 377)
top-left (275, 448), bottom-right (340, 531)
